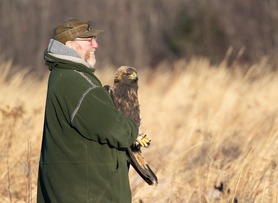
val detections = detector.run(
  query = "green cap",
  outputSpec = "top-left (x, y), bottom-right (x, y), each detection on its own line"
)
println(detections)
top-left (53, 18), bottom-right (103, 44)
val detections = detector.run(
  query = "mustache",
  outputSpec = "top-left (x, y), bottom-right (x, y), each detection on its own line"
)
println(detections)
top-left (84, 49), bottom-right (95, 59)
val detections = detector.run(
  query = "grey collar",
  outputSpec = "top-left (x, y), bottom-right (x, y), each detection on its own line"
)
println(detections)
top-left (47, 39), bottom-right (81, 58)
top-left (46, 39), bottom-right (92, 69)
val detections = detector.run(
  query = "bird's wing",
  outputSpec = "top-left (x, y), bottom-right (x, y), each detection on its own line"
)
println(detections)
top-left (127, 148), bottom-right (158, 185)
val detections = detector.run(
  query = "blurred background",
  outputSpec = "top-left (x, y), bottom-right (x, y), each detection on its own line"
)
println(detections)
top-left (0, 0), bottom-right (277, 72)
top-left (1, 1), bottom-right (278, 202)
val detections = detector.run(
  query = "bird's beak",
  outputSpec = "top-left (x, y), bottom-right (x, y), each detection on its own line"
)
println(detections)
top-left (128, 72), bottom-right (138, 81)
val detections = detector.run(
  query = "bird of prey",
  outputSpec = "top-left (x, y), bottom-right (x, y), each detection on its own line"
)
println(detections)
top-left (104, 66), bottom-right (158, 185)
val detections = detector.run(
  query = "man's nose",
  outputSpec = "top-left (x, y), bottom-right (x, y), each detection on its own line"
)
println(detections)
top-left (91, 39), bottom-right (98, 48)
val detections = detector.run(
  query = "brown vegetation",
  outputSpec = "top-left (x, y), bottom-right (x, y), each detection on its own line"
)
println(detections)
top-left (0, 58), bottom-right (278, 202)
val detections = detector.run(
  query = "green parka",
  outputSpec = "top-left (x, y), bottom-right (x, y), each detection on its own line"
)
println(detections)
top-left (37, 40), bottom-right (138, 203)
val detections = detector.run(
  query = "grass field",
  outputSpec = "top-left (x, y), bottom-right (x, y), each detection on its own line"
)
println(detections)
top-left (0, 58), bottom-right (277, 202)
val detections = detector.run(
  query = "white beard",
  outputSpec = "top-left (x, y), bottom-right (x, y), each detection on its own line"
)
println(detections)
top-left (86, 57), bottom-right (96, 68)
top-left (86, 53), bottom-right (96, 68)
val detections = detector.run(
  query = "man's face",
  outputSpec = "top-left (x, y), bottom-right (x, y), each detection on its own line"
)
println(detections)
top-left (71, 37), bottom-right (99, 68)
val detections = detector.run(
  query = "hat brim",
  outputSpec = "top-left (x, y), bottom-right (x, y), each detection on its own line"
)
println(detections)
top-left (78, 29), bottom-right (104, 38)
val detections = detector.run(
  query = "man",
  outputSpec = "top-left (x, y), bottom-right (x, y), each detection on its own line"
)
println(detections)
top-left (37, 18), bottom-right (139, 203)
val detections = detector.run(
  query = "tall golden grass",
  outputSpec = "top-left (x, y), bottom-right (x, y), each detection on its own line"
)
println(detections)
top-left (0, 58), bottom-right (278, 202)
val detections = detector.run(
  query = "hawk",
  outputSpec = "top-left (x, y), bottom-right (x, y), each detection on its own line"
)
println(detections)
top-left (105, 66), bottom-right (158, 185)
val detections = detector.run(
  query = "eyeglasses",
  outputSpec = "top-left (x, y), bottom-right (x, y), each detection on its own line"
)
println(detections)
top-left (74, 36), bottom-right (97, 43)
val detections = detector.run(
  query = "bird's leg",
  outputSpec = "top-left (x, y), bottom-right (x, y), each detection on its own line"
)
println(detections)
top-left (135, 128), bottom-right (151, 148)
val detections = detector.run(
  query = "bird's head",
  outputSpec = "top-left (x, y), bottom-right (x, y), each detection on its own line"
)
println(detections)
top-left (114, 66), bottom-right (139, 87)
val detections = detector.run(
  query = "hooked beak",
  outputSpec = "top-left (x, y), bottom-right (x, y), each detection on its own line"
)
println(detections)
top-left (128, 72), bottom-right (138, 81)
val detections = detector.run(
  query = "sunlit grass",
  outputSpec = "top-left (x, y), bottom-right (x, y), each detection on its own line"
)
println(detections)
top-left (0, 58), bottom-right (277, 202)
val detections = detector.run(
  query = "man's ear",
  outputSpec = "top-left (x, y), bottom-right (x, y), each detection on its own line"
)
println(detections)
top-left (65, 41), bottom-right (73, 48)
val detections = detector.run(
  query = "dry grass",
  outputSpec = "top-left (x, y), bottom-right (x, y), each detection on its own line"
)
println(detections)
top-left (0, 58), bottom-right (278, 202)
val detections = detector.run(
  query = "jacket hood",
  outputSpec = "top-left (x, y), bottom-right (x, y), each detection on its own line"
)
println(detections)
top-left (44, 39), bottom-right (95, 74)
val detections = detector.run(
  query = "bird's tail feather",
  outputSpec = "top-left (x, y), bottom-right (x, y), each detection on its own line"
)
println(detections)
top-left (127, 148), bottom-right (158, 186)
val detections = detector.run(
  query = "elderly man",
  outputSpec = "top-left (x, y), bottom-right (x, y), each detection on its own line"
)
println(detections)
top-left (37, 18), bottom-right (138, 203)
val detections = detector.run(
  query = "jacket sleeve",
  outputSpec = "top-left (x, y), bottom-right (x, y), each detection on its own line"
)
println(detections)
top-left (70, 87), bottom-right (138, 149)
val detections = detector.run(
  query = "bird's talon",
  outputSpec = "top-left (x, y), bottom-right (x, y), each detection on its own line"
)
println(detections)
top-left (136, 135), bottom-right (152, 148)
